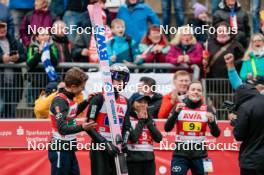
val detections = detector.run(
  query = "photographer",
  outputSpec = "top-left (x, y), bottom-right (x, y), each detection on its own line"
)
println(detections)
top-left (228, 83), bottom-right (264, 175)
top-left (225, 52), bottom-right (264, 175)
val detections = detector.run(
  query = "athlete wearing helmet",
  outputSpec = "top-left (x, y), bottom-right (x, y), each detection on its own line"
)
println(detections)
top-left (86, 64), bottom-right (130, 175)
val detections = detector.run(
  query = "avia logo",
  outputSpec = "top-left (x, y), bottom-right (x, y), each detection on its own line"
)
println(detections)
top-left (183, 112), bottom-right (202, 120)
top-left (117, 105), bottom-right (124, 115)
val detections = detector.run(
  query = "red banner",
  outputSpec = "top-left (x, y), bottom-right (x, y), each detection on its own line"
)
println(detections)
top-left (0, 119), bottom-right (240, 175)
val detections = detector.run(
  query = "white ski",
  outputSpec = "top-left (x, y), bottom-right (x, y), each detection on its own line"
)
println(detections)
top-left (88, 3), bottom-right (128, 175)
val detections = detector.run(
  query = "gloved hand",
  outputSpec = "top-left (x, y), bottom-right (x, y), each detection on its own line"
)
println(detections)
top-left (105, 141), bottom-right (120, 157)
top-left (121, 142), bottom-right (128, 153)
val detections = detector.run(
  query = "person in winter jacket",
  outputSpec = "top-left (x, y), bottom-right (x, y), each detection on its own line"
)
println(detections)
top-left (137, 76), bottom-right (163, 118)
top-left (19, 0), bottom-right (56, 47)
top-left (0, 2), bottom-right (15, 38)
top-left (48, 67), bottom-right (97, 175)
top-left (228, 84), bottom-right (264, 175)
top-left (0, 21), bottom-right (26, 118)
top-left (86, 64), bottom-right (130, 175)
top-left (165, 81), bottom-right (220, 175)
top-left (136, 25), bottom-right (169, 67)
top-left (240, 33), bottom-right (264, 82)
top-left (123, 93), bottom-right (162, 175)
top-left (62, 0), bottom-right (90, 42)
top-left (34, 82), bottom-right (87, 119)
top-left (107, 18), bottom-right (140, 65)
top-left (187, 2), bottom-right (210, 45)
top-left (158, 70), bottom-right (191, 119)
top-left (212, 0), bottom-right (250, 48)
top-left (52, 20), bottom-right (73, 62)
top-left (8, 0), bottom-right (34, 38)
top-left (203, 21), bottom-right (244, 79)
top-left (117, 0), bottom-right (160, 44)
top-left (225, 52), bottom-right (264, 93)
top-left (27, 28), bottom-right (59, 102)
top-left (166, 25), bottom-right (203, 71)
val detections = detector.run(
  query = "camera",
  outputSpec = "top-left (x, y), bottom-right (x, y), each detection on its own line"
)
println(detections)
top-left (222, 100), bottom-right (236, 113)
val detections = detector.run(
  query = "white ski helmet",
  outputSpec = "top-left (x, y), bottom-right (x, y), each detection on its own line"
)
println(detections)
top-left (110, 63), bottom-right (130, 84)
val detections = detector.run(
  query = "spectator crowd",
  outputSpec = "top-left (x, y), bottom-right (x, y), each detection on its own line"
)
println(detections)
top-left (0, 0), bottom-right (264, 118)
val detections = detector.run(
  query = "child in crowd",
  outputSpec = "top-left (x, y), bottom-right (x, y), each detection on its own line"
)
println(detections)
top-left (188, 2), bottom-right (210, 45)
top-left (27, 27), bottom-right (59, 102)
top-left (107, 18), bottom-right (140, 65)
top-left (136, 25), bottom-right (169, 65)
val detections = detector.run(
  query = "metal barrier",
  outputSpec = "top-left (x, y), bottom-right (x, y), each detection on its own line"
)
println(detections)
top-left (202, 78), bottom-right (234, 120)
top-left (0, 63), bottom-right (233, 119)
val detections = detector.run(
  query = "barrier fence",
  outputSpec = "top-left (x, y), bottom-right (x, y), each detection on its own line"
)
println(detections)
top-left (0, 63), bottom-right (234, 119)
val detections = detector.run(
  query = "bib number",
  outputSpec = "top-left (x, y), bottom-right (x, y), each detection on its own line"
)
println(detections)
top-left (183, 122), bottom-right (201, 132)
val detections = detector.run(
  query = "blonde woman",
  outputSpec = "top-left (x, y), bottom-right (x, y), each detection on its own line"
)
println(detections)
top-left (240, 33), bottom-right (264, 81)
top-left (166, 25), bottom-right (203, 67)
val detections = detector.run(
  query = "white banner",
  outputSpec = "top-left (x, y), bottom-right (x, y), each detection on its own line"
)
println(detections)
top-left (84, 73), bottom-right (174, 98)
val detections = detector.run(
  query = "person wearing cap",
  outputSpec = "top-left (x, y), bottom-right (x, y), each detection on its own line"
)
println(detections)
top-left (164, 81), bottom-right (220, 175)
top-left (122, 93), bottom-right (162, 175)
top-left (187, 2), bottom-right (210, 45)
top-left (85, 63), bottom-right (130, 175)
top-left (0, 19), bottom-right (26, 118)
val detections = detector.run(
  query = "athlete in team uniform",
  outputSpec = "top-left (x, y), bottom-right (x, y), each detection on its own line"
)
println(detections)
top-left (48, 67), bottom-right (97, 175)
top-left (123, 93), bottom-right (163, 175)
top-left (165, 81), bottom-right (221, 175)
top-left (86, 64), bottom-right (130, 175)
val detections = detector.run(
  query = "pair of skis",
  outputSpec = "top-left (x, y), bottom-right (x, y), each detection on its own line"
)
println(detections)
top-left (88, 3), bottom-right (128, 175)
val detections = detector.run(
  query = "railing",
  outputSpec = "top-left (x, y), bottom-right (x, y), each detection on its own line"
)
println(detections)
top-left (0, 63), bottom-right (233, 119)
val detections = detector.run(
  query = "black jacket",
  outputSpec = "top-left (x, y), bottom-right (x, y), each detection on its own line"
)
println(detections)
top-left (207, 37), bottom-right (244, 78)
top-left (122, 105), bottom-right (162, 162)
top-left (147, 93), bottom-right (163, 119)
top-left (164, 98), bottom-right (220, 159)
top-left (71, 12), bottom-right (92, 62)
top-left (212, 0), bottom-right (250, 48)
top-left (187, 18), bottom-right (209, 44)
top-left (233, 84), bottom-right (264, 170)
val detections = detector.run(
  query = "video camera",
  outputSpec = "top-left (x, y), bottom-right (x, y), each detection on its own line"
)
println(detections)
top-left (222, 100), bottom-right (236, 113)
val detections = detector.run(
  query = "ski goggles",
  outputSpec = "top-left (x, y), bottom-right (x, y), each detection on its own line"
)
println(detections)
top-left (111, 71), bottom-right (130, 83)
